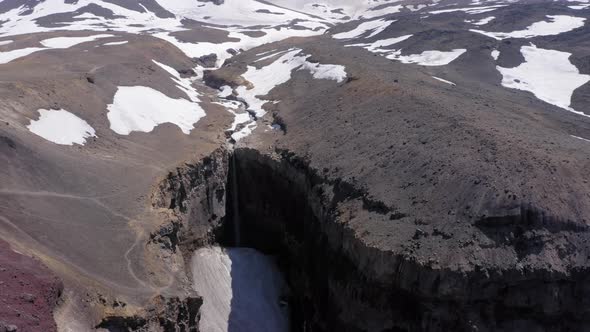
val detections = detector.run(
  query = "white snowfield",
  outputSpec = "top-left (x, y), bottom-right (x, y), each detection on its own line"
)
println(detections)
top-left (107, 60), bottom-right (205, 135)
top-left (191, 246), bottom-right (289, 332)
top-left (569, 4), bottom-right (590, 9)
top-left (333, 19), bottom-right (394, 39)
top-left (107, 86), bottom-right (206, 135)
top-left (0, 47), bottom-right (46, 64)
top-left (471, 15), bottom-right (586, 40)
top-left (497, 44), bottom-right (590, 114)
top-left (40, 34), bottom-right (113, 48)
top-left (387, 49), bottom-right (467, 66)
top-left (267, 0), bottom-right (406, 20)
top-left (27, 109), bottom-right (96, 145)
top-left (0, 34), bottom-right (113, 64)
top-left (155, 26), bottom-right (324, 69)
top-left (0, 40), bottom-right (13, 46)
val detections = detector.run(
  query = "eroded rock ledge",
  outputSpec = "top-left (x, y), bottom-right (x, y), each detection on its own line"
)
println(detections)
top-left (140, 146), bottom-right (590, 332)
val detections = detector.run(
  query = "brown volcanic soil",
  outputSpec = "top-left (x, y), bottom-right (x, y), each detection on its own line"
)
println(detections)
top-left (0, 239), bottom-right (63, 332)
top-left (0, 31), bottom-right (232, 328)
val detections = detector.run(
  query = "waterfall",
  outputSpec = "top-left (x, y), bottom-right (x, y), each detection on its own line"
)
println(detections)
top-left (230, 153), bottom-right (241, 246)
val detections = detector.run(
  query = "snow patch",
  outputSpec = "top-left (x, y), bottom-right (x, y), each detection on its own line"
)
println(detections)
top-left (106, 86), bottom-right (205, 135)
top-left (497, 44), bottom-right (590, 114)
top-left (471, 15), bottom-right (586, 40)
top-left (236, 48), bottom-right (346, 118)
top-left (102, 41), bottom-right (128, 46)
top-left (491, 49), bottom-right (500, 60)
top-left (191, 246), bottom-right (289, 332)
top-left (432, 76), bottom-right (456, 85)
top-left (40, 34), bottom-right (113, 48)
top-left (0, 47), bottom-right (45, 64)
top-left (387, 49), bottom-right (467, 66)
top-left (27, 109), bottom-right (96, 146)
top-left (333, 18), bottom-right (394, 39)
top-left (465, 16), bottom-right (495, 25)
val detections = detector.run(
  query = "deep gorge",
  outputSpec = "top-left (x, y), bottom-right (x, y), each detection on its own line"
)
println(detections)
top-left (143, 147), bottom-right (590, 332)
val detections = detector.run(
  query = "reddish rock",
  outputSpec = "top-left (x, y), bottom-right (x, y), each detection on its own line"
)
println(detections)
top-left (0, 240), bottom-right (63, 332)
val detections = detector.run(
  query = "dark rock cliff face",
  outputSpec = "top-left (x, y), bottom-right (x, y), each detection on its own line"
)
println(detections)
top-left (138, 144), bottom-right (590, 332)
top-left (227, 147), bottom-right (590, 332)
top-left (151, 148), bottom-right (230, 255)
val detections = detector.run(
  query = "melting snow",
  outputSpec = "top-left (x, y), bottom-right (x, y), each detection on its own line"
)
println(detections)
top-left (572, 135), bottom-right (590, 142)
top-left (102, 41), bottom-right (128, 46)
top-left (152, 60), bottom-right (201, 102)
top-left (465, 16), bottom-right (495, 25)
top-left (471, 15), bottom-right (586, 40)
top-left (40, 34), bottom-right (113, 48)
top-left (191, 246), bottom-right (289, 332)
top-left (27, 109), bottom-right (96, 145)
top-left (236, 48), bottom-right (346, 118)
top-left (387, 49), bottom-right (467, 66)
top-left (569, 4), bottom-right (590, 9)
top-left (0, 40), bottom-right (13, 46)
top-left (0, 34), bottom-right (113, 64)
top-left (432, 76), bottom-right (456, 85)
top-left (0, 47), bottom-right (45, 64)
top-left (347, 34), bottom-right (413, 53)
top-left (497, 44), bottom-right (590, 114)
top-left (491, 49), bottom-right (500, 60)
top-left (333, 19), bottom-right (393, 39)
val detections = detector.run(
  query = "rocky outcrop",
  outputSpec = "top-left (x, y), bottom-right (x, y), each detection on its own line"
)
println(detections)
top-left (96, 295), bottom-right (202, 332)
top-left (0, 240), bottom-right (63, 332)
top-left (151, 148), bottom-right (229, 255)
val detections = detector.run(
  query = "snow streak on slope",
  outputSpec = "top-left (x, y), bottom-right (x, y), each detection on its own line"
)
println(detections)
top-left (223, 48), bottom-right (345, 141)
top-left (387, 49), bottom-right (467, 66)
top-left (27, 109), bottom-right (96, 145)
top-left (0, 34), bottom-right (113, 64)
top-left (471, 15), bottom-right (586, 39)
top-left (347, 34), bottom-right (413, 53)
top-left (333, 18), bottom-right (393, 39)
top-left (40, 34), bottom-right (113, 48)
top-left (433, 76), bottom-right (456, 85)
top-left (497, 44), bottom-right (590, 114)
top-left (237, 48), bottom-right (346, 117)
top-left (465, 16), bottom-right (495, 25)
top-left (429, 5), bottom-right (506, 14)
top-left (191, 246), bottom-right (289, 332)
